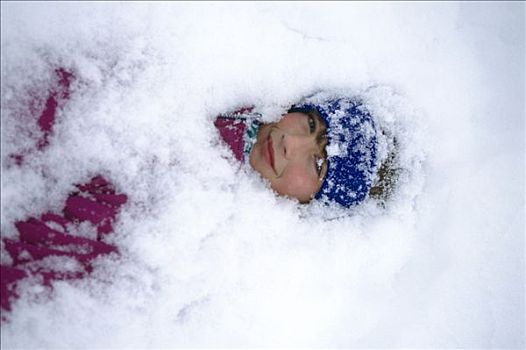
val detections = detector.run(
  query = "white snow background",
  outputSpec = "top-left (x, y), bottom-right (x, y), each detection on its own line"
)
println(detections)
top-left (1, 2), bottom-right (524, 348)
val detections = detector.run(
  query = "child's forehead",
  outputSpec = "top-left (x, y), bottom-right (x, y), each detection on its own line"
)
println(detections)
top-left (280, 111), bottom-right (309, 120)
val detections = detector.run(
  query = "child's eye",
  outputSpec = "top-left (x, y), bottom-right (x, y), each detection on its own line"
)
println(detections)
top-left (308, 116), bottom-right (316, 134)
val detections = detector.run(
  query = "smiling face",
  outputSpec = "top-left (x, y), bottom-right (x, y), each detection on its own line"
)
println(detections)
top-left (249, 110), bottom-right (328, 203)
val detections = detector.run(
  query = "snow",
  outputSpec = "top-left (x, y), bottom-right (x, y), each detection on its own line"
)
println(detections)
top-left (1, 1), bottom-right (524, 348)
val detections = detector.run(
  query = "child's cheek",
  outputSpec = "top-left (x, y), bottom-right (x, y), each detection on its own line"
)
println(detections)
top-left (273, 167), bottom-right (319, 201)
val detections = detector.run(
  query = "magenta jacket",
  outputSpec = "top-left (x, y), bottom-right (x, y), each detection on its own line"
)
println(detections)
top-left (1, 69), bottom-right (246, 314)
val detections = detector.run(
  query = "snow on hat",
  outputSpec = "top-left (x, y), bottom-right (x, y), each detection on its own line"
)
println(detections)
top-left (291, 93), bottom-right (378, 208)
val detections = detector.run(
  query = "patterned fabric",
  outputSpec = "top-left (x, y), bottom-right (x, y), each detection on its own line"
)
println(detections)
top-left (243, 118), bottom-right (260, 160)
top-left (292, 93), bottom-right (378, 208)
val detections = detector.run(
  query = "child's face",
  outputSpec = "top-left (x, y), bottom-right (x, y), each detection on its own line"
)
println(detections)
top-left (249, 112), bottom-right (328, 203)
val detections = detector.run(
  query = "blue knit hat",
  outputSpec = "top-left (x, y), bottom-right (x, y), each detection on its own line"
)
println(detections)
top-left (291, 93), bottom-right (378, 208)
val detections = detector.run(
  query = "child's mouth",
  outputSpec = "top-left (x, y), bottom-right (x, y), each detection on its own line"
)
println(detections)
top-left (268, 136), bottom-right (275, 170)
top-left (263, 133), bottom-right (276, 173)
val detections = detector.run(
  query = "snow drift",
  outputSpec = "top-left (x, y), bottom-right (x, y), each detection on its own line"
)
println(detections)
top-left (1, 2), bottom-right (524, 348)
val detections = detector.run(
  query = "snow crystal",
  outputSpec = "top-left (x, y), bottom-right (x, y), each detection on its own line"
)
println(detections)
top-left (65, 221), bottom-right (98, 241)
top-left (24, 256), bottom-right (84, 274)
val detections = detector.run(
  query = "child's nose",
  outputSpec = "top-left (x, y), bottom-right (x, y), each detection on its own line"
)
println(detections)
top-left (282, 134), bottom-right (317, 160)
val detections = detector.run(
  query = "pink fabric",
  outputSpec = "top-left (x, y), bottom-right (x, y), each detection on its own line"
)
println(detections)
top-left (1, 68), bottom-right (127, 314)
top-left (9, 68), bottom-right (74, 166)
top-left (1, 177), bottom-right (127, 313)
top-left (214, 106), bottom-right (254, 162)
top-left (37, 68), bottom-right (73, 147)
top-left (214, 117), bottom-right (246, 162)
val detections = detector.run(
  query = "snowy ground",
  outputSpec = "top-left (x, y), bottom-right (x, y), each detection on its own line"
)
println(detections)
top-left (1, 2), bottom-right (524, 348)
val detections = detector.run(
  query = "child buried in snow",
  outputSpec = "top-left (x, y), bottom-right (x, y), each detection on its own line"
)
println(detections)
top-left (215, 91), bottom-right (399, 208)
top-left (1, 71), bottom-right (395, 316)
